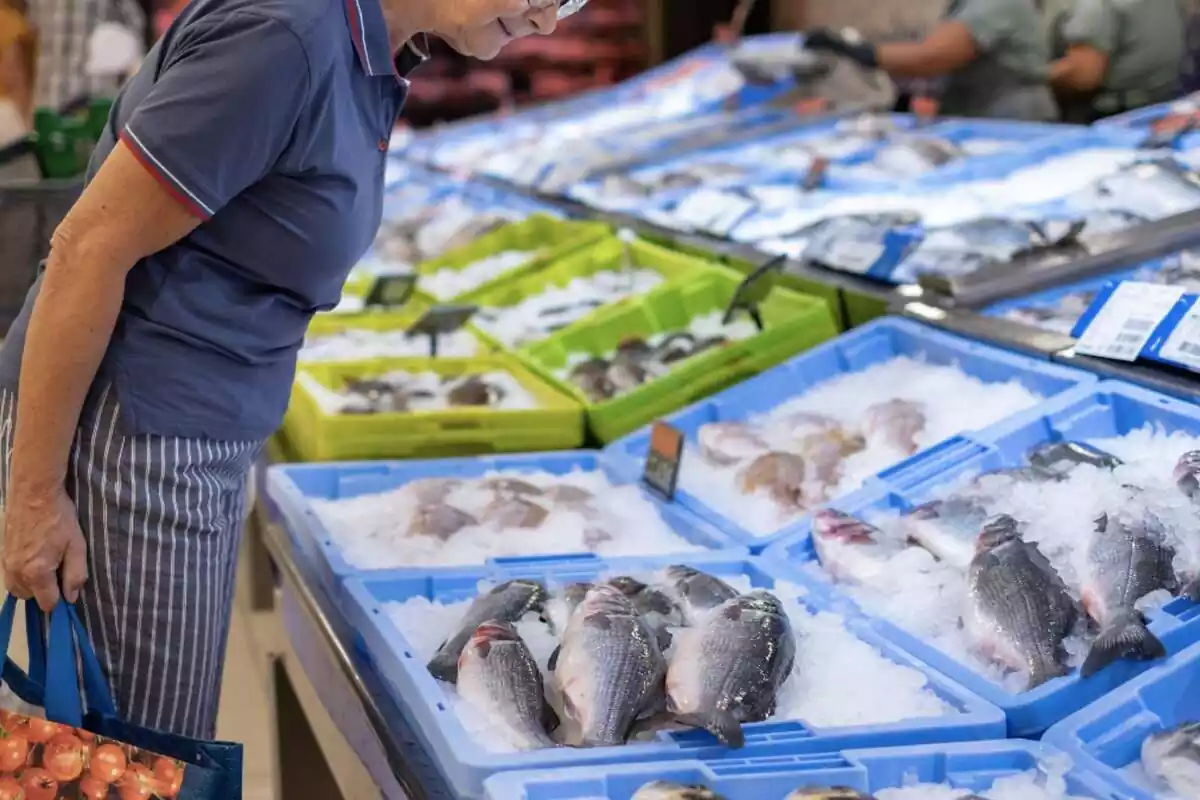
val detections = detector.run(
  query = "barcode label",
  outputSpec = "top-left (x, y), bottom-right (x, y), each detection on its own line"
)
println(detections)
top-left (1157, 304), bottom-right (1200, 372)
top-left (1075, 282), bottom-right (1185, 363)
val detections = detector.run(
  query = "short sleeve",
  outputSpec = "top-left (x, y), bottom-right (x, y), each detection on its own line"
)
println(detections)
top-left (119, 11), bottom-right (310, 220)
top-left (945, 0), bottom-right (1015, 53)
top-left (1061, 0), bottom-right (1119, 53)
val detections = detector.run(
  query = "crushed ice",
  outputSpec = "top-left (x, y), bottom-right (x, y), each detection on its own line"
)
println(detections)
top-left (877, 757), bottom-right (1089, 799)
top-left (420, 250), bottom-right (534, 301)
top-left (299, 327), bottom-right (480, 362)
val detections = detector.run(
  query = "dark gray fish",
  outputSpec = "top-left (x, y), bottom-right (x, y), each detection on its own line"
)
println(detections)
top-left (427, 579), bottom-right (548, 683)
top-left (666, 590), bottom-right (796, 748)
top-left (784, 790), bottom-right (877, 800)
top-left (1080, 513), bottom-right (1174, 677)
top-left (569, 358), bottom-right (615, 402)
top-left (552, 584), bottom-right (668, 747)
top-left (448, 376), bottom-right (501, 406)
top-left (965, 515), bottom-right (1079, 689)
top-left (603, 576), bottom-right (685, 634)
top-left (1142, 721), bottom-right (1200, 799)
top-left (456, 620), bottom-right (558, 750)
top-left (666, 565), bottom-right (739, 623)
top-left (632, 781), bottom-right (729, 800)
top-left (1175, 450), bottom-right (1200, 502)
top-left (1027, 441), bottom-right (1123, 480)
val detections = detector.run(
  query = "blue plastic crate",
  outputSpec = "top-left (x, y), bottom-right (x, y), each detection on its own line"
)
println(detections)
top-left (764, 379), bottom-right (1200, 738)
top-left (983, 267), bottom-right (1148, 334)
top-left (600, 317), bottom-right (1097, 553)
top-left (483, 740), bottom-right (1124, 799)
top-left (343, 555), bottom-right (1005, 799)
top-left (1044, 638), bottom-right (1200, 800)
top-left (264, 452), bottom-right (746, 605)
top-left (1094, 93), bottom-right (1200, 129)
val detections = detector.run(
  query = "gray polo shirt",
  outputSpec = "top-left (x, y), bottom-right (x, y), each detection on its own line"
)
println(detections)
top-left (1062, 0), bottom-right (1187, 109)
top-left (0, 0), bottom-right (425, 441)
top-left (940, 0), bottom-right (1060, 120)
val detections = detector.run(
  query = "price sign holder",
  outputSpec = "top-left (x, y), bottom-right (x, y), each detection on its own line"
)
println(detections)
top-left (406, 304), bottom-right (478, 357)
top-left (911, 96), bottom-right (940, 127)
top-left (722, 254), bottom-right (786, 331)
top-left (800, 156), bottom-right (829, 192)
top-left (1141, 112), bottom-right (1200, 149)
top-left (643, 421), bottom-right (684, 501)
top-left (364, 273), bottom-right (418, 310)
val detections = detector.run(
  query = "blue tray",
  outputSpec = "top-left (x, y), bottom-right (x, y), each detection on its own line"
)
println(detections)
top-left (1044, 638), bottom-right (1200, 800)
top-left (264, 452), bottom-right (746, 606)
top-left (600, 317), bottom-right (1097, 553)
top-left (483, 740), bottom-right (1123, 799)
top-left (1094, 93), bottom-right (1200, 129)
top-left (764, 379), bottom-right (1200, 738)
top-left (343, 555), bottom-right (1005, 799)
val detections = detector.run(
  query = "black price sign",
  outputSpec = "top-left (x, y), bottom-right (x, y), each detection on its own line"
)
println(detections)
top-left (722, 254), bottom-right (786, 331)
top-left (800, 156), bottom-right (829, 192)
top-left (364, 272), bottom-right (418, 309)
top-left (643, 421), bottom-right (684, 501)
top-left (406, 304), bottom-right (478, 357)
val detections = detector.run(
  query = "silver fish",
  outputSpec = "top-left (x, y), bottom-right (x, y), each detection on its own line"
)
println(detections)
top-left (902, 495), bottom-right (993, 570)
top-left (666, 565), bottom-right (739, 624)
top-left (427, 579), bottom-right (548, 683)
top-left (632, 781), bottom-right (729, 800)
top-left (552, 584), bottom-right (668, 746)
top-left (784, 790), bottom-right (877, 800)
top-left (667, 590), bottom-right (796, 748)
top-left (1027, 441), bottom-right (1122, 480)
top-left (965, 515), bottom-right (1080, 689)
top-left (811, 509), bottom-right (898, 585)
top-left (1080, 512), bottom-right (1173, 677)
top-left (1142, 721), bottom-right (1200, 799)
top-left (1175, 450), bottom-right (1200, 502)
top-left (863, 399), bottom-right (926, 455)
top-left (456, 620), bottom-right (558, 750)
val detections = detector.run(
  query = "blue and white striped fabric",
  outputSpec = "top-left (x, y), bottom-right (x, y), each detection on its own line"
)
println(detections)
top-left (0, 385), bottom-right (261, 739)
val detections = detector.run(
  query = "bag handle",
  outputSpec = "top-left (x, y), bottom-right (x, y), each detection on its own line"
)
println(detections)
top-left (0, 596), bottom-right (47, 697)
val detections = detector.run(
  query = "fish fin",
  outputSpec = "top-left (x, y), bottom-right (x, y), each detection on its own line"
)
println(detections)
top-left (674, 710), bottom-right (746, 749)
top-left (426, 652), bottom-right (459, 684)
top-left (547, 644), bottom-right (561, 672)
top-left (1181, 576), bottom-right (1200, 603)
top-left (655, 625), bottom-right (673, 652)
top-left (542, 700), bottom-right (560, 733)
top-left (1081, 613), bottom-right (1167, 678)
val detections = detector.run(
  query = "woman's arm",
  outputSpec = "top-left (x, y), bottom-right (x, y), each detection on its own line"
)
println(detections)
top-left (5, 141), bottom-right (199, 610)
top-left (1048, 45), bottom-right (1108, 93)
top-left (875, 21), bottom-right (980, 79)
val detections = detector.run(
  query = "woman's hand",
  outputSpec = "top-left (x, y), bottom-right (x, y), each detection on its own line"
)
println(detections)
top-left (2, 487), bottom-right (88, 610)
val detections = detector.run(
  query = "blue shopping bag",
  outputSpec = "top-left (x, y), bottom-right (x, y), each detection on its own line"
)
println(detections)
top-left (0, 595), bottom-right (243, 799)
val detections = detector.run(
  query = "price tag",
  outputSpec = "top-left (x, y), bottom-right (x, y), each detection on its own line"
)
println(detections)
top-left (722, 255), bottom-right (786, 330)
top-left (1157, 302), bottom-right (1200, 371)
top-left (364, 272), bottom-right (418, 309)
top-left (800, 156), bottom-right (829, 192)
top-left (911, 96), bottom-right (940, 126)
top-left (643, 421), bottom-right (684, 501)
top-left (816, 238), bottom-right (886, 275)
top-left (1074, 282), bottom-right (1185, 362)
top-left (793, 97), bottom-right (829, 117)
top-left (406, 304), bottom-right (478, 357)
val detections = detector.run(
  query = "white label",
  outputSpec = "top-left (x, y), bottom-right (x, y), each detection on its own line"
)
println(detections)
top-left (1075, 281), bottom-right (1186, 362)
top-left (1157, 303), bottom-right (1200, 371)
top-left (819, 239), bottom-right (886, 274)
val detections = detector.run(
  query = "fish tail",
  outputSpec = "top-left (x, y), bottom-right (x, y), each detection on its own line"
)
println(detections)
top-left (674, 710), bottom-right (746, 749)
top-left (1081, 611), bottom-right (1167, 678)
top-left (426, 652), bottom-right (460, 684)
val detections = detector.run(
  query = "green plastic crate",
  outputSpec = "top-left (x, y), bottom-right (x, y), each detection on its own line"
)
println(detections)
top-left (844, 288), bottom-right (892, 328)
top-left (464, 236), bottom-right (730, 351)
top-left (413, 214), bottom-right (611, 301)
top-left (282, 355), bottom-right (585, 462)
top-left (302, 308), bottom-right (496, 361)
top-left (724, 252), bottom-right (847, 331)
top-left (520, 271), bottom-right (840, 443)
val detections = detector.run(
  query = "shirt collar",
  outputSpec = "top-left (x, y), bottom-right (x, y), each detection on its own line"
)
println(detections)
top-left (343, 0), bottom-right (429, 79)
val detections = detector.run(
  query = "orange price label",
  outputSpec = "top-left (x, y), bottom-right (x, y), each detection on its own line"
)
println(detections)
top-left (1151, 111), bottom-right (1200, 135)
top-left (793, 97), bottom-right (829, 116)
top-left (801, 156), bottom-right (830, 191)
top-left (912, 96), bottom-right (940, 123)
top-left (643, 421), bottom-right (685, 501)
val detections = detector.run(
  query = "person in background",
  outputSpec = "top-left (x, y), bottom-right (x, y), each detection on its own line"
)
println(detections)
top-left (1048, 0), bottom-right (1188, 122)
top-left (0, 1), bottom-right (32, 131)
top-left (801, 0), bottom-right (1059, 121)
top-left (26, 0), bottom-right (145, 111)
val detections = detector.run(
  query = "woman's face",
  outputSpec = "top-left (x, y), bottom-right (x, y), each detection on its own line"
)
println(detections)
top-left (434, 0), bottom-right (560, 60)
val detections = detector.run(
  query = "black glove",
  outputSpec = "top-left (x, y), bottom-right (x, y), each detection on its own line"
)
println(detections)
top-left (803, 28), bottom-right (879, 69)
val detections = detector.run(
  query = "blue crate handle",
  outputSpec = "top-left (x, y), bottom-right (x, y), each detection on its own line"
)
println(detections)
top-left (491, 553), bottom-right (601, 571)
top-left (876, 436), bottom-right (990, 493)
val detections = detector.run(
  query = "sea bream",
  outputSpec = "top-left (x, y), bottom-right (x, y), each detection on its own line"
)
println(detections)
top-left (666, 590), bottom-right (796, 748)
top-left (1079, 511), bottom-right (1176, 677)
top-left (426, 579), bottom-right (548, 683)
top-left (455, 621), bottom-right (558, 750)
top-left (632, 781), bottom-right (729, 800)
top-left (1142, 721), bottom-right (1200, 799)
top-left (784, 790), bottom-right (877, 800)
top-left (965, 515), bottom-right (1080, 689)
top-left (551, 584), bottom-right (668, 747)
top-left (665, 565), bottom-right (739, 624)
top-left (811, 509), bottom-right (899, 585)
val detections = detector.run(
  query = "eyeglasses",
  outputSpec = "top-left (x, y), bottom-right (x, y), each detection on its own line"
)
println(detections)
top-left (556, 0), bottom-right (588, 19)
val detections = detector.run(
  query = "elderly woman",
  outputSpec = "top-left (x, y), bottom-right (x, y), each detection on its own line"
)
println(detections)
top-left (0, 0), bottom-right (581, 739)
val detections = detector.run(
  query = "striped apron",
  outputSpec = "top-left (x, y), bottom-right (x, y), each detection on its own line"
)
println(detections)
top-left (0, 384), bottom-right (262, 739)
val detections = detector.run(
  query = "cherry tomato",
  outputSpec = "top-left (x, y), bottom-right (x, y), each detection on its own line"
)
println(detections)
top-left (90, 743), bottom-right (127, 784)
top-left (42, 731), bottom-right (84, 782)
top-left (18, 767), bottom-right (56, 800)
top-left (80, 775), bottom-right (110, 800)
top-left (117, 763), bottom-right (154, 800)
top-left (0, 775), bottom-right (21, 800)
top-left (0, 735), bottom-right (27, 773)
top-left (0, 713), bottom-right (25, 736)
top-left (153, 756), bottom-right (183, 797)
top-left (23, 720), bottom-right (57, 745)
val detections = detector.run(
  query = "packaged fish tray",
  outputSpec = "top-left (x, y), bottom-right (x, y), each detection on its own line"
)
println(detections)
top-left (465, 237), bottom-right (722, 352)
top-left (1093, 92), bottom-right (1200, 129)
top-left (483, 740), bottom-right (1122, 799)
top-left (1043, 638), bottom-right (1200, 800)
top-left (300, 307), bottom-right (495, 363)
top-left (340, 555), bottom-right (1005, 798)
top-left (519, 271), bottom-right (839, 443)
top-left (764, 379), bottom-right (1200, 738)
top-left (281, 354), bottom-right (585, 462)
top-left (264, 451), bottom-right (745, 603)
top-left (601, 317), bottom-right (1096, 553)
top-left (412, 216), bottom-right (611, 303)
top-left (983, 268), bottom-right (1149, 337)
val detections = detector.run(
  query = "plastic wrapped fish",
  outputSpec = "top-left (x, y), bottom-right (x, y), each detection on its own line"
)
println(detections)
top-left (786, 212), bottom-right (920, 275)
top-left (1063, 158), bottom-right (1200, 220)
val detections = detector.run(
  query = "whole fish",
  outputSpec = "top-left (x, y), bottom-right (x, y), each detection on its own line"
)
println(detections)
top-left (408, 504), bottom-right (477, 540)
top-left (632, 781), bottom-right (729, 800)
top-left (811, 509), bottom-right (898, 585)
top-left (965, 515), bottom-right (1079, 689)
top-left (427, 579), bottom-right (549, 683)
top-left (1175, 450), bottom-right (1200, 502)
top-left (667, 590), bottom-right (796, 748)
top-left (552, 584), bottom-right (668, 747)
top-left (1027, 441), bottom-right (1122, 481)
top-left (603, 576), bottom-right (685, 632)
top-left (862, 399), bottom-right (926, 455)
top-left (902, 494), bottom-right (993, 570)
top-left (697, 422), bottom-right (769, 466)
top-left (1080, 512), bottom-right (1174, 677)
top-left (456, 621), bottom-right (558, 750)
top-left (665, 565), bottom-right (739, 623)
top-left (1141, 721), bottom-right (1200, 799)
top-left (785, 790), bottom-right (877, 800)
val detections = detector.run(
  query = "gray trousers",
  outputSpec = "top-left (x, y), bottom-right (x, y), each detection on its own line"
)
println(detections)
top-left (0, 385), bottom-right (262, 739)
